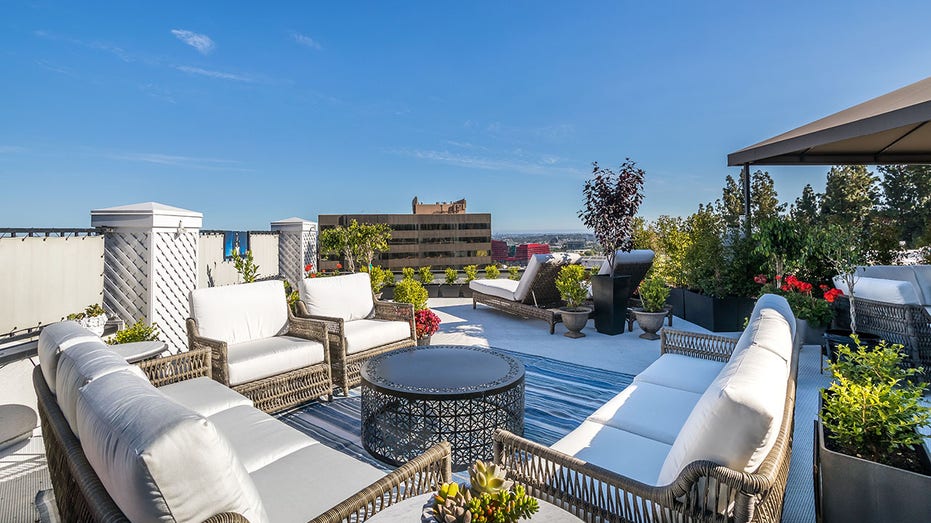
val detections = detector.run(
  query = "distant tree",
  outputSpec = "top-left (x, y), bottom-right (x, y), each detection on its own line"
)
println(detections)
top-left (790, 184), bottom-right (821, 226)
top-left (630, 216), bottom-right (655, 250)
top-left (350, 221), bottom-right (392, 270)
top-left (319, 223), bottom-right (355, 272)
top-left (652, 215), bottom-right (690, 287)
top-left (718, 170), bottom-right (784, 228)
top-left (877, 165), bottom-right (931, 246)
top-left (820, 165), bottom-right (879, 230)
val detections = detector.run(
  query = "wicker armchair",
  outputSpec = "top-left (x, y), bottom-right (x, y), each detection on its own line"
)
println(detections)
top-left (296, 272), bottom-right (416, 395)
top-left (493, 326), bottom-right (798, 523)
top-left (188, 280), bottom-right (333, 413)
top-left (835, 295), bottom-right (931, 377)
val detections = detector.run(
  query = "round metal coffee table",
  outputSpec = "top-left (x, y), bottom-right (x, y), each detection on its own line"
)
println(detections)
top-left (361, 345), bottom-right (525, 470)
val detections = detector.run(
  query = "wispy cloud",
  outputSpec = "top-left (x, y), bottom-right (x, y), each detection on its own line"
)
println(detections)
top-left (105, 151), bottom-right (252, 172)
top-left (171, 29), bottom-right (215, 55)
top-left (174, 65), bottom-right (252, 82)
top-left (34, 30), bottom-right (134, 62)
top-left (390, 148), bottom-right (585, 178)
top-left (0, 145), bottom-right (27, 154)
top-left (291, 32), bottom-right (322, 50)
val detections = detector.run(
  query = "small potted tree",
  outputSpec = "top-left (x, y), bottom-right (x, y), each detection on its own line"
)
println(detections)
top-left (578, 159), bottom-right (645, 335)
top-left (554, 264), bottom-right (592, 338)
top-left (631, 277), bottom-right (670, 340)
top-left (461, 265), bottom-right (478, 298)
top-left (440, 267), bottom-right (461, 298)
top-left (418, 266), bottom-right (438, 297)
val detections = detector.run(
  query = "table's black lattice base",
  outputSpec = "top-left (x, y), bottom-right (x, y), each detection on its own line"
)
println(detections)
top-left (362, 381), bottom-right (524, 470)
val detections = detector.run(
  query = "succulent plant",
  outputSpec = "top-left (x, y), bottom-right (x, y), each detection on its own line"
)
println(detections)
top-left (468, 460), bottom-right (513, 497)
top-left (434, 482), bottom-right (473, 523)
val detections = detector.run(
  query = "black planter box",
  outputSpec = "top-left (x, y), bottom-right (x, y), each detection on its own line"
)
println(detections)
top-left (438, 284), bottom-right (461, 298)
top-left (460, 284), bottom-right (473, 298)
top-left (815, 419), bottom-right (931, 523)
top-left (592, 274), bottom-right (632, 335)
top-left (425, 284), bottom-right (440, 298)
top-left (681, 290), bottom-right (754, 332)
top-left (380, 286), bottom-right (395, 301)
top-left (666, 287), bottom-right (686, 319)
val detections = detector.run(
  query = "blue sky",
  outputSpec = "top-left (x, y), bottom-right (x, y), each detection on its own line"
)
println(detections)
top-left (2, 2), bottom-right (930, 232)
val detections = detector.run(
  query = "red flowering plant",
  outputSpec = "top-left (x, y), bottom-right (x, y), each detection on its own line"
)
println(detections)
top-left (754, 273), bottom-right (837, 328)
top-left (414, 309), bottom-right (441, 339)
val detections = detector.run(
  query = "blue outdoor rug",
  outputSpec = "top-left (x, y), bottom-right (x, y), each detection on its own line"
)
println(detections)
top-left (277, 348), bottom-right (635, 472)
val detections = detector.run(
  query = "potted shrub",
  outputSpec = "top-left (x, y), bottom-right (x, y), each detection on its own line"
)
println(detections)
top-left (393, 277), bottom-right (438, 345)
top-left (380, 268), bottom-right (396, 300)
top-left (440, 267), bottom-right (461, 298)
top-left (507, 266), bottom-right (520, 280)
top-left (461, 265), bottom-right (478, 298)
top-left (484, 264), bottom-right (500, 279)
top-left (578, 159), bottom-right (645, 335)
top-left (755, 274), bottom-right (838, 345)
top-left (554, 264), bottom-right (592, 338)
top-left (418, 266), bottom-right (439, 297)
top-left (815, 337), bottom-right (931, 522)
top-left (365, 266), bottom-right (390, 299)
top-left (414, 309), bottom-right (441, 346)
top-left (631, 277), bottom-right (670, 340)
top-left (67, 303), bottom-right (108, 336)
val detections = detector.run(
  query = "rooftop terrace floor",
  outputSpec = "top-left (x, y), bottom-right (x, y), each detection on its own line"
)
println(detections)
top-left (4, 297), bottom-right (927, 522)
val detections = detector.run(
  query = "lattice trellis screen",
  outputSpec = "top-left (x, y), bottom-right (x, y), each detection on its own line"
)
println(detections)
top-left (272, 218), bottom-right (318, 287)
top-left (103, 231), bottom-right (149, 328)
top-left (151, 231), bottom-right (199, 351)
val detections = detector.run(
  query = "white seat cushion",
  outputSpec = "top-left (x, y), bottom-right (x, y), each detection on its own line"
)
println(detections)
top-left (588, 382), bottom-right (702, 445)
top-left (209, 405), bottom-right (315, 472)
top-left (160, 376), bottom-right (254, 417)
top-left (56, 340), bottom-right (147, 434)
top-left (634, 354), bottom-right (725, 394)
top-left (469, 279), bottom-right (519, 300)
top-left (833, 276), bottom-right (922, 305)
top-left (76, 371), bottom-right (268, 523)
top-left (251, 443), bottom-right (384, 523)
top-left (299, 273), bottom-right (374, 321)
top-left (552, 420), bottom-right (670, 486)
top-left (657, 345), bottom-right (790, 485)
top-left (38, 321), bottom-right (101, 394)
top-left (343, 319), bottom-right (412, 355)
top-left (190, 280), bottom-right (290, 345)
top-left (513, 252), bottom-right (581, 302)
top-left (227, 335), bottom-right (325, 387)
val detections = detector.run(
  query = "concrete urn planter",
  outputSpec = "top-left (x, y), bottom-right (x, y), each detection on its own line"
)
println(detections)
top-left (631, 308), bottom-right (667, 340)
top-left (560, 307), bottom-right (591, 339)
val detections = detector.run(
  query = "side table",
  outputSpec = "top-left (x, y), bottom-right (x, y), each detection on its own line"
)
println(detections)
top-left (110, 341), bottom-right (168, 363)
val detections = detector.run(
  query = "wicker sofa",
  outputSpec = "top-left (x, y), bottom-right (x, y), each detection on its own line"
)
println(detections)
top-left (187, 279), bottom-right (334, 413)
top-left (493, 294), bottom-right (799, 523)
top-left (34, 321), bottom-right (451, 523)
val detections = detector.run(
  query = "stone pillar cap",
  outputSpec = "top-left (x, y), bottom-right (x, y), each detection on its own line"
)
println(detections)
top-left (91, 202), bottom-right (203, 230)
top-left (270, 217), bottom-right (317, 231)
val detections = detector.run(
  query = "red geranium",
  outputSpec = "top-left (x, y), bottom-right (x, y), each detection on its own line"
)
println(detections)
top-left (336, 263), bottom-right (343, 270)
top-left (414, 309), bottom-right (441, 338)
top-left (824, 288), bottom-right (844, 303)
top-left (754, 274), bottom-right (768, 285)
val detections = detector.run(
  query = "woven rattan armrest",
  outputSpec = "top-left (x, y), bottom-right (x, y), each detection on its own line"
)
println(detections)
top-left (186, 318), bottom-right (234, 386)
top-left (373, 300), bottom-right (416, 338)
top-left (311, 442), bottom-right (452, 523)
top-left (660, 328), bottom-right (740, 363)
top-left (135, 347), bottom-right (212, 387)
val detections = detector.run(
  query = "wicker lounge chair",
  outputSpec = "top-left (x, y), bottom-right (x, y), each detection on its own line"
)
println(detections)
top-left (187, 280), bottom-right (333, 413)
top-left (296, 272), bottom-right (416, 395)
top-left (470, 252), bottom-right (582, 334)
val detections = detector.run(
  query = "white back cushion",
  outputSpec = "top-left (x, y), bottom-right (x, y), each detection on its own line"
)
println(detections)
top-left (514, 252), bottom-right (581, 302)
top-left (597, 249), bottom-right (656, 276)
top-left (833, 276), bottom-right (922, 305)
top-left (910, 265), bottom-right (931, 305)
top-left (38, 321), bottom-right (100, 394)
top-left (860, 265), bottom-right (922, 296)
top-left (190, 280), bottom-right (289, 345)
top-left (299, 272), bottom-right (374, 321)
top-left (657, 345), bottom-right (789, 485)
top-left (56, 340), bottom-right (147, 435)
top-left (77, 371), bottom-right (268, 523)
top-left (729, 294), bottom-right (796, 362)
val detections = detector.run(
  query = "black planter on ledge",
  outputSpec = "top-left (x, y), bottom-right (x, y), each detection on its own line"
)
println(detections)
top-left (681, 290), bottom-right (755, 332)
top-left (592, 274), bottom-right (631, 335)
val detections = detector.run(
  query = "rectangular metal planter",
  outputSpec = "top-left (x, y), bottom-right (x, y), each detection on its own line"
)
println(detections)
top-left (666, 287), bottom-right (686, 318)
top-left (681, 290), bottom-right (754, 332)
top-left (592, 274), bottom-right (631, 335)
top-left (438, 284), bottom-right (461, 298)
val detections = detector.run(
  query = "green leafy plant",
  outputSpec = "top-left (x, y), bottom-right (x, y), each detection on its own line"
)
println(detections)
top-left (639, 276), bottom-right (670, 312)
top-left (231, 249), bottom-right (259, 283)
top-left (434, 460), bottom-right (538, 523)
top-left (67, 303), bottom-right (106, 320)
top-left (445, 267), bottom-right (459, 285)
top-left (393, 278), bottom-right (428, 311)
top-left (484, 265), bottom-right (500, 279)
top-left (382, 268), bottom-right (396, 287)
top-left (508, 266), bottom-right (520, 280)
top-left (418, 266), bottom-right (434, 285)
top-left (463, 265), bottom-right (478, 282)
top-left (283, 280), bottom-right (300, 310)
top-left (817, 223), bottom-right (867, 333)
top-left (402, 267), bottom-right (416, 280)
top-left (108, 320), bottom-right (159, 345)
top-left (365, 266), bottom-right (391, 294)
top-left (555, 264), bottom-right (590, 309)
top-left (821, 336), bottom-right (930, 466)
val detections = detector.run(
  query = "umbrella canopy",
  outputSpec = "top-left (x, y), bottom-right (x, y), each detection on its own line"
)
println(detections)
top-left (728, 76), bottom-right (931, 166)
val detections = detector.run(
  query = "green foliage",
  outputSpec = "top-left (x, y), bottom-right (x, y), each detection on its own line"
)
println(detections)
top-left (463, 265), bottom-right (478, 282)
top-left (466, 484), bottom-right (538, 523)
top-left (753, 216), bottom-right (805, 277)
top-left (878, 165), bottom-right (931, 247)
top-left (382, 268), bottom-right (396, 286)
top-left (231, 250), bottom-right (259, 283)
top-left (791, 184), bottom-right (821, 227)
top-left (484, 265), bottom-right (500, 279)
top-left (67, 303), bottom-right (106, 320)
top-left (366, 266), bottom-right (391, 294)
top-left (821, 165), bottom-right (880, 231)
top-left (555, 264), bottom-right (589, 308)
top-left (682, 204), bottom-right (726, 296)
top-left (108, 320), bottom-right (159, 345)
top-left (393, 278), bottom-right (428, 311)
top-left (319, 225), bottom-right (354, 272)
top-left (815, 223), bottom-right (866, 332)
top-left (651, 215), bottom-right (690, 287)
top-left (507, 266), bottom-right (520, 280)
top-left (351, 221), bottom-right (392, 269)
top-left (417, 266), bottom-right (434, 284)
top-left (717, 170), bottom-right (784, 228)
top-left (639, 276), bottom-right (670, 312)
top-left (283, 280), bottom-right (300, 310)
top-left (401, 267), bottom-right (416, 280)
top-left (783, 291), bottom-right (834, 328)
top-left (445, 267), bottom-right (459, 285)
top-left (822, 336), bottom-right (930, 465)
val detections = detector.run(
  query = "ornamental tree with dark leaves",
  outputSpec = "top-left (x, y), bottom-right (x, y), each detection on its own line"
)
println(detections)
top-left (578, 159), bottom-right (645, 271)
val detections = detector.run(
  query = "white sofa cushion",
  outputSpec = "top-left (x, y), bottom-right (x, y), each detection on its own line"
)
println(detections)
top-left (860, 265), bottom-right (926, 303)
top-left (909, 265), bottom-right (931, 305)
top-left (597, 249), bottom-right (655, 276)
top-left (76, 371), bottom-right (268, 523)
top-left (56, 340), bottom-right (147, 434)
top-left (634, 354), bottom-right (725, 394)
top-left (38, 321), bottom-right (100, 394)
top-left (833, 276), bottom-right (922, 305)
top-left (657, 345), bottom-right (789, 485)
top-left (251, 442), bottom-right (384, 523)
top-left (160, 376), bottom-right (254, 417)
top-left (514, 252), bottom-right (581, 302)
top-left (469, 278), bottom-right (520, 301)
top-left (737, 308), bottom-right (795, 363)
top-left (227, 336), bottom-right (325, 387)
top-left (552, 420), bottom-right (670, 486)
top-left (343, 319), bottom-right (412, 355)
top-left (587, 382), bottom-right (702, 445)
top-left (190, 280), bottom-right (290, 345)
top-left (299, 273), bottom-right (374, 321)
top-left (209, 405), bottom-right (315, 473)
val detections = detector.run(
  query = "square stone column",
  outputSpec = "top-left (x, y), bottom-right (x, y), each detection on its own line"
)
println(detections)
top-left (270, 217), bottom-right (318, 287)
top-left (91, 202), bottom-right (202, 353)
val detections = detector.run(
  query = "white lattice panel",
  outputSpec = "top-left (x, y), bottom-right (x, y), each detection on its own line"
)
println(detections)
top-left (103, 232), bottom-right (149, 328)
top-left (151, 231), bottom-right (198, 352)
top-left (277, 228), bottom-right (318, 286)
